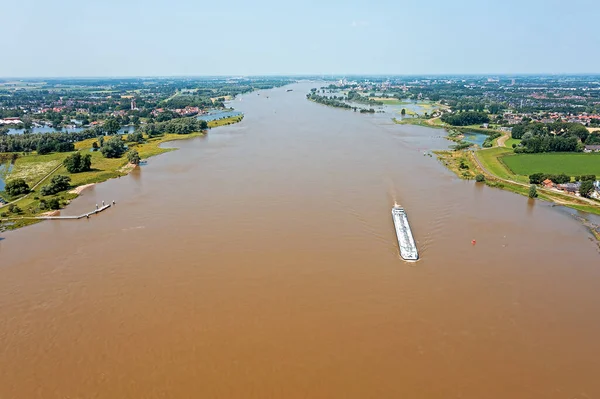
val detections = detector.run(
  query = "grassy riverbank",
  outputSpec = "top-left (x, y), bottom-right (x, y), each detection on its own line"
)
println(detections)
top-left (431, 115), bottom-right (600, 215)
top-left (435, 149), bottom-right (600, 215)
top-left (0, 115), bottom-right (243, 231)
top-left (393, 117), bottom-right (446, 128)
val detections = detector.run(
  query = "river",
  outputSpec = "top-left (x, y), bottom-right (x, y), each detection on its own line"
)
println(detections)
top-left (1, 82), bottom-right (599, 398)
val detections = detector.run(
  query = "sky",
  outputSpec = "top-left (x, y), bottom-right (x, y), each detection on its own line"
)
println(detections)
top-left (1, 0), bottom-right (599, 77)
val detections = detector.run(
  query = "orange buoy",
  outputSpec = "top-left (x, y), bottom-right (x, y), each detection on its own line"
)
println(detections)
top-left (471, 240), bottom-right (476, 245)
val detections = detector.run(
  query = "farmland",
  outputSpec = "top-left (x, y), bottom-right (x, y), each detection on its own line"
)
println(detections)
top-left (502, 153), bottom-right (600, 176)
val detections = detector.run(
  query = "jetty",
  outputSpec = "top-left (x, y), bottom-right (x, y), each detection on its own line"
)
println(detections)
top-left (392, 206), bottom-right (419, 261)
top-left (35, 201), bottom-right (114, 220)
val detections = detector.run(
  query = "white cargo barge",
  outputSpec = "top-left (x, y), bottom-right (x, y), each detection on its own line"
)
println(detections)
top-left (392, 206), bottom-right (419, 261)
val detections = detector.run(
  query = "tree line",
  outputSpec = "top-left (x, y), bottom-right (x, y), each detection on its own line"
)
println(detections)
top-left (512, 121), bottom-right (592, 153)
top-left (0, 116), bottom-right (209, 153)
top-left (441, 111), bottom-right (490, 126)
top-left (140, 118), bottom-right (208, 137)
top-left (306, 93), bottom-right (374, 113)
top-left (0, 128), bottom-right (103, 153)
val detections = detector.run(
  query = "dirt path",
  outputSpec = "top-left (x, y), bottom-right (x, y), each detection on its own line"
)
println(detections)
top-left (496, 132), bottom-right (510, 147)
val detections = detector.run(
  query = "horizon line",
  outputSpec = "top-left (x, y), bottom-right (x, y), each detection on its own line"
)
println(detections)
top-left (2, 73), bottom-right (600, 80)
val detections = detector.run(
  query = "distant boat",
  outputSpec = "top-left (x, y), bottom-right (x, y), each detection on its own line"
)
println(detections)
top-left (286, 89), bottom-right (293, 92)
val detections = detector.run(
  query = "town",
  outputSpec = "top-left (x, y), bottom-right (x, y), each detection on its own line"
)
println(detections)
top-left (0, 77), bottom-right (291, 134)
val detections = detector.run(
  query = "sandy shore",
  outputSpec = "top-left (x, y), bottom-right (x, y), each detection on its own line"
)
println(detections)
top-left (40, 210), bottom-right (60, 217)
top-left (68, 183), bottom-right (95, 195)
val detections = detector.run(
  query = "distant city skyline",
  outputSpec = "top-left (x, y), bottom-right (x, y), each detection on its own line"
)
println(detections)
top-left (2, 0), bottom-right (599, 77)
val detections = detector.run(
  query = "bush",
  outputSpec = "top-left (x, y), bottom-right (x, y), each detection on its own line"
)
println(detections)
top-left (41, 175), bottom-right (71, 196)
top-left (4, 178), bottom-right (30, 196)
top-left (475, 174), bottom-right (485, 182)
top-left (8, 204), bottom-right (22, 214)
top-left (453, 141), bottom-right (472, 150)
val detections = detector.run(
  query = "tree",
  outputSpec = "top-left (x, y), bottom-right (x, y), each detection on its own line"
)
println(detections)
top-left (529, 173), bottom-right (546, 184)
top-left (126, 149), bottom-right (140, 165)
top-left (581, 174), bottom-right (596, 182)
top-left (103, 118), bottom-right (120, 135)
top-left (4, 178), bottom-right (30, 196)
top-left (401, 108), bottom-right (406, 116)
top-left (63, 152), bottom-right (92, 173)
top-left (127, 131), bottom-right (144, 143)
top-left (47, 198), bottom-right (61, 210)
top-left (92, 141), bottom-right (99, 151)
top-left (40, 175), bottom-right (71, 196)
top-left (40, 197), bottom-right (61, 210)
top-left (580, 180), bottom-right (595, 198)
top-left (488, 103), bottom-right (503, 114)
top-left (101, 136), bottom-right (126, 158)
top-left (529, 184), bottom-right (538, 198)
top-left (22, 116), bottom-right (33, 131)
top-left (586, 133), bottom-right (600, 144)
top-left (475, 174), bottom-right (485, 182)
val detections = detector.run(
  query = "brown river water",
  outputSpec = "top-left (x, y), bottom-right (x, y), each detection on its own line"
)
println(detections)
top-left (1, 82), bottom-right (600, 398)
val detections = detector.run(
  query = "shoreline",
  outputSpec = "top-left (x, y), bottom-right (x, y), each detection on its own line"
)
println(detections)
top-left (0, 115), bottom-right (244, 231)
top-left (416, 119), bottom-right (600, 217)
top-left (434, 147), bottom-right (600, 216)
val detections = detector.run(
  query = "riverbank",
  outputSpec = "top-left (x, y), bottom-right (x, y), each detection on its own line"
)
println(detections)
top-left (0, 115), bottom-right (243, 231)
top-left (393, 116), bottom-right (448, 129)
top-left (435, 147), bottom-right (600, 216)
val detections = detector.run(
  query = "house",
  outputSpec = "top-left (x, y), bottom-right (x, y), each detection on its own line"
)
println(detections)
top-left (584, 145), bottom-right (600, 153)
top-left (595, 181), bottom-right (600, 193)
top-left (557, 182), bottom-right (581, 194)
top-left (542, 179), bottom-right (554, 188)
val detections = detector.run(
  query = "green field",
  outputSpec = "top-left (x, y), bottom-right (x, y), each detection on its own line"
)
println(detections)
top-left (476, 147), bottom-right (529, 182)
top-left (4, 152), bottom-right (66, 186)
top-left (504, 138), bottom-right (521, 148)
top-left (502, 153), bottom-right (600, 176)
